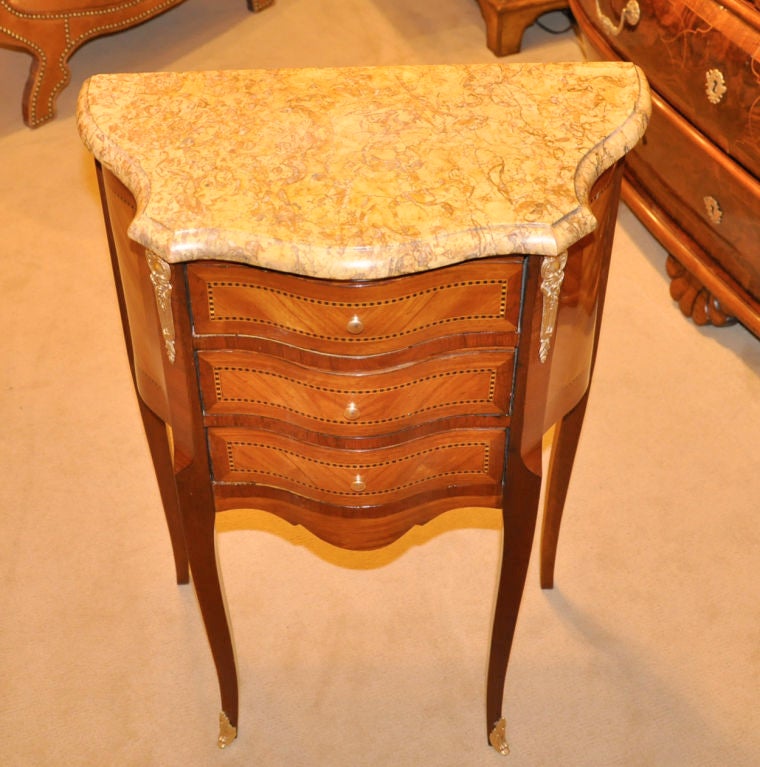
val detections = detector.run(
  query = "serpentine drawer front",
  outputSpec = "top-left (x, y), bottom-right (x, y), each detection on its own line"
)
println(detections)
top-left (77, 63), bottom-right (649, 754)
top-left (207, 427), bottom-right (507, 501)
top-left (187, 260), bottom-right (523, 352)
top-left (197, 348), bottom-right (516, 431)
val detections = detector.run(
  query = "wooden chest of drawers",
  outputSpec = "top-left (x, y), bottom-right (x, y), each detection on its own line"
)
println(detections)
top-left (571, 0), bottom-right (760, 333)
top-left (190, 258), bottom-right (522, 546)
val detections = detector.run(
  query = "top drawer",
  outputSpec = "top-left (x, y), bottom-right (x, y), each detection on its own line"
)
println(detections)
top-left (186, 259), bottom-right (523, 356)
top-left (579, 0), bottom-right (760, 178)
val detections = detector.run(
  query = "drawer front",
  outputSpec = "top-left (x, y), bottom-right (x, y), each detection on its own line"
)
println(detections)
top-left (208, 428), bottom-right (505, 504)
top-left (198, 349), bottom-right (514, 434)
top-left (187, 259), bottom-right (523, 355)
top-left (576, 0), bottom-right (760, 177)
top-left (629, 90), bottom-right (760, 295)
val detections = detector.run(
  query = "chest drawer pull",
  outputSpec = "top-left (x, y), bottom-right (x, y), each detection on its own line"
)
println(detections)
top-left (344, 402), bottom-right (361, 421)
top-left (346, 315), bottom-right (364, 335)
top-left (351, 475), bottom-right (366, 493)
top-left (595, 0), bottom-right (640, 37)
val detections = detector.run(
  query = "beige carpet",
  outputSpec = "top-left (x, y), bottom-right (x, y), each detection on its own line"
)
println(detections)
top-left (1, 1), bottom-right (759, 765)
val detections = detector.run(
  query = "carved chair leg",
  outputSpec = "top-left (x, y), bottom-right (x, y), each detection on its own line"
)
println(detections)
top-left (176, 468), bottom-right (239, 748)
top-left (539, 392), bottom-right (589, 589)
top-left (486, 447), bottom-right (542, 755)
top-left (0, 17), bottom-right (72, 127)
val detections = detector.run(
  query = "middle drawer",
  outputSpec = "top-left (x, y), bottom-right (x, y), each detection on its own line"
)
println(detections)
top-left (198, 349), bottom-right (515, 435)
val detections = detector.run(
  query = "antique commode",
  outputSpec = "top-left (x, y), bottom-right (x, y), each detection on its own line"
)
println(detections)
top-left (77, 62), bottom-right (649, 752)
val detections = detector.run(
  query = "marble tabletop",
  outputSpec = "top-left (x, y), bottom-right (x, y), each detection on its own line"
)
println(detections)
top-left (77, 63), bottom-right (649, 280)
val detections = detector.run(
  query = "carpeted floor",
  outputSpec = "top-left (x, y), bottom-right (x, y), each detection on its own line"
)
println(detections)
top-left (1, 2), bottom-right (758, 765)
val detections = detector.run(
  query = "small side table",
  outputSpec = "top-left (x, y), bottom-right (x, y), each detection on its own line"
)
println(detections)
top-left (78, 62), bottom-right (649, 753)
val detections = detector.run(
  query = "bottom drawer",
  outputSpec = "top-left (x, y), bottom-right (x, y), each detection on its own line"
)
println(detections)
top-left (208, 428), bottom-right (505, 506)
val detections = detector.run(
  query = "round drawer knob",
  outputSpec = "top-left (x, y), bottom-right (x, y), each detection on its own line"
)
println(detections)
top-left (344, 402), bottom-right (361, 421)
top-left (351, 475), bottom-right (366, 493)
top-left (346, 315), bottom-right (364, 334)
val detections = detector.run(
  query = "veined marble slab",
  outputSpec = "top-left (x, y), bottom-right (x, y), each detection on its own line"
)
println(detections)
top-left (78, 63), bottom-right (649, 280)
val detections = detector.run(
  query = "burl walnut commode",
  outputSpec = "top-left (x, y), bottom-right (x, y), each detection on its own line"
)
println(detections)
top-left (77, 62), bottom-right (650, 753)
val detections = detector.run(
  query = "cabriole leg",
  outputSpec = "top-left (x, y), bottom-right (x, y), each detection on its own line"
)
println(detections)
top-left (176, 469), bottom-right (239, 748)
top-left (486, 448), bottom-right (542, 754)
top-left (539, 393), bottom-right (589, 589)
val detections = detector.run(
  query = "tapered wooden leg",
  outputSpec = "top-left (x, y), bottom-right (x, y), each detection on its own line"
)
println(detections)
top-left (136, 400), bottom-right (189, 584)
top-left (176, 468), bottom-right (239, 748)
top-left (539, 392), bottom-right (589, 589)
top-left (486, 448), bottom-right (542, 754)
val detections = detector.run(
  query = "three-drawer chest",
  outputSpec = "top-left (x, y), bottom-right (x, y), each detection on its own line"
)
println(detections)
top-left (77, 63), bottom-right (649, 753)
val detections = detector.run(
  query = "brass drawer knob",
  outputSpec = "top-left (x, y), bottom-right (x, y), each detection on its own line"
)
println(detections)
top-left (346, 314), bottom-right (364, 334)
top-left (344, 402), bottom-right (361, 420)
top-left (351, 475), bottom-right (366, 493)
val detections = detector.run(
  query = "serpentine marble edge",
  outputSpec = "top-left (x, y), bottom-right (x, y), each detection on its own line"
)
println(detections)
top-left (77, 62), bottom-right (650, 280)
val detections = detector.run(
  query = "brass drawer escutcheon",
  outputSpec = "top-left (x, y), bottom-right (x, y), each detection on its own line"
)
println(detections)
top-left (705, 69), bottom-right (727, 105)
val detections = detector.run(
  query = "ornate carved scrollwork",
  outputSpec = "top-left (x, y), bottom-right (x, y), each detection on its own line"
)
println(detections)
top-left (665, 255), bottom-right (736, 327)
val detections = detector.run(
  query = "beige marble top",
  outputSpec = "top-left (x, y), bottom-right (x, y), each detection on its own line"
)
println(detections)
top-left (77, 63), bottom-right (649, 280)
